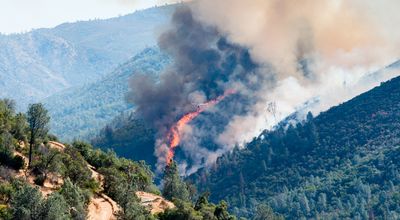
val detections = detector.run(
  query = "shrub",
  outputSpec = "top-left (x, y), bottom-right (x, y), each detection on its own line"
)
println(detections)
top-left (83, 178), bottom-right (101, 194)
top-left (41, 193), bottom-right (71, 220)
top-left (10, 155), bottom-right (25, 170)
top-left (60, 178), bottom-right (88, 218)
top-left (46, 134), bottom-right (58, 142)
top-left (10, 183), bottom-right (43, 220)
top-left (0, 182), bottom-right (14, 203)
top-left (34, 175), bottom-right (46, 186)
top-left (0, 204), bottom-right (12, 220)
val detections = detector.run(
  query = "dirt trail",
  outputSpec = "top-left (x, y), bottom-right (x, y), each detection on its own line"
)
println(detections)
top-left (14, 150), bottom-right (63, 197)
top-left (87, 164), bottom-right (119, 220)
top-left (14, 141), bottom-right (118, 220)
top-left (48, 141), bottom-right (66, 151)
top-left (14, 141), bottom-right (173, 218)
top-left (47, 141), bottom-right (119, 219)
top-left (136, 191), bottom-right (175, 214)
top-left (88, 194), bottom-right (118, 220)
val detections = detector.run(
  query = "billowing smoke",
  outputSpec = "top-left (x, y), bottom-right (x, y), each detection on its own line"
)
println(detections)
top-left (127, 6), bottom-right (271, 173)
top-left (128, 1), bottom-right (400, 174)
top-left (191, 0), bottom-right (400, 154)
top-left (193, 0), bottom-right (400, 75)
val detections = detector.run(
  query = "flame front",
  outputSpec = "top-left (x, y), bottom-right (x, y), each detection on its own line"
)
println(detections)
top-left (166, 90), bottom-right (235, 164)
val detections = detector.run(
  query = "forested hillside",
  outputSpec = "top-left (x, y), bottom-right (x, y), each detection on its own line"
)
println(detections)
top-left (45, 48), bottom-right (169, 140)
top-left (92, 111), bottom-right (157, 168)
top-left (0, 5), bottom-right (174, 109)
top-left (0, 98), bottom-right (256, 219)
top-left (0, 99), bottom-right (158, 219)
top-left (190, 76), bottom-right (400, 219)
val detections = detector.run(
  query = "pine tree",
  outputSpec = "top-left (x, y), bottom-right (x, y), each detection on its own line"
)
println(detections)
top-left (214, 200), bottom-right (235, 220)
top-left (253, 203), bottom-right (283, 220)
top-left (27, 103), bottom-right (50, 168)
top-left (162, 160), bottom-right (189, 201)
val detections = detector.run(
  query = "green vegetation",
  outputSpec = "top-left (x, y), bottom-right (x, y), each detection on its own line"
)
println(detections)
top-left (4, 179), bottom-right (72, 220)
top-left (27, 103), bottom-right (50, 167)
top-left (191, 76), bottom-right (400, 218)
top-left (72, 141), bottom-right (156, 219)
top-left (162, 161), bottom-right (190, 202)
top-left (0, 100), bottom-right (26, 170)
top-left (92, 112), bottom-right (157, 168)
top-left (45, 47), bottom-right (170, 141)
top-left (0, 98), bottom-right (238, 220)
top-left (158, 161), bottom-right (237, 220)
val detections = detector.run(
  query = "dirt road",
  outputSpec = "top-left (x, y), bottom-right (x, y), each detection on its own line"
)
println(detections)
top-left (88, 194), bottom-right (118, 220)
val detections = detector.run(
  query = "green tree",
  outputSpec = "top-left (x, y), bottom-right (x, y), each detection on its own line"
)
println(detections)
top-left (158, 199), bottom-right (202, 220)
top-left (0, 132), bottom-right (15, 167)
top-left (27, 103), bottom-right (50, 168)
top-left (2, 99), bottom-right (15, 114)
top-left (61, 147), bottom-right (93, 188)
top-left (117, 194), bottom-right (150, 220)
top-left (41, 193), bottom-right (71, 220)
top-left (162, 161), bottom-right (189, 202)
top-left (100, 163), bottom-right (151, 220)
top-left (10, 183), bottom-right (43, 220)
top-left (11, 113), bottom-right (27, 142)
top-left (214, 201), bottom-right (235, 220)
top-left (34, 146), bottom-right (61, 185)
top-left (253, 204), bottom-right (283, 220)
top-left (0, 99), bottom-right (15, 133)
top-left (194, 192), bottom-right (210, 211)
top-left (59, 179), bottom-right (88, 220)
top-left (0, 204), bottom-right (12, 220)
top-left (72, 141), bottom-right (93, 161)
top-left (0, 182), bottom-right (13, 204)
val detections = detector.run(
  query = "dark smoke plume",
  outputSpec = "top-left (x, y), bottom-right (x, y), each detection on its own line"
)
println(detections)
top-left (127, 6), bottom-right (272, 172)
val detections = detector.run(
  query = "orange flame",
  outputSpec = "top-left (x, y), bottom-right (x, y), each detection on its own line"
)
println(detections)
top-left (166, 90), bottom-right (235, 164)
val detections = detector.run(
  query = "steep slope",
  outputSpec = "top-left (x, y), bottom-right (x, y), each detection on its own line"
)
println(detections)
top-left (90, 61), bottom-right (400, 173)
top-left (91, 111), bottom-right (157, 168)
top-left (0, 5), bottom-right (175, 109)
top-left (44, 47), bottom-right (169, 140)
top-left (0, 99), bottom-right (237, 220)
top-left (190, 75), bottom-right (400, 219)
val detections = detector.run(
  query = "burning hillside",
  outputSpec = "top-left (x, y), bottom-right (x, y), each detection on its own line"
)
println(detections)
top-left (165, 89), bottom-right (235, 165)
top-left (127, 6), bottom-right (263, 173)
top-left (127, 1), bottom-right (400, 174)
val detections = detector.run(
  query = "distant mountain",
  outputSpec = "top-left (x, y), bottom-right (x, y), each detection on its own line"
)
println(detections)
top-left (44, 47), bottom-right (170, 140)
top-left (0, 5), bottom-right (175, 109)
top-left (189, 75), bottom-right (400, 218)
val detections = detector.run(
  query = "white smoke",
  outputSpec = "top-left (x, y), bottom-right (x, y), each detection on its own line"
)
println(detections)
top-left (172, 0), bottom-right (400, 174)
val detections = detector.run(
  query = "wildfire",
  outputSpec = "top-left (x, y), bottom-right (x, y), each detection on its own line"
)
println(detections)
top-left (166, 90), bottom-right (235, 164)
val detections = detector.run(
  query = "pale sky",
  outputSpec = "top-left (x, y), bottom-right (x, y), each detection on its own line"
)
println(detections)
top-left (0, 0), bottom-right (181, 34)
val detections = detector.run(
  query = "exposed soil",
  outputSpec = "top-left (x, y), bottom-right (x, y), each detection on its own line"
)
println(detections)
top-left (136, 191), bottom-right (175, 214)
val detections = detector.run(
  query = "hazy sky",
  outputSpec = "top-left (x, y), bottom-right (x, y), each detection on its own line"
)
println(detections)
top-left (0, 0), bottom-right (181, 34)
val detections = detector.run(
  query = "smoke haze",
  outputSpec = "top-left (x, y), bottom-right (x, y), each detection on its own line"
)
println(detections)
top-left (191, 0), bottom-right (400, 152)
top-left (128, 1), bottom-right (400, 174)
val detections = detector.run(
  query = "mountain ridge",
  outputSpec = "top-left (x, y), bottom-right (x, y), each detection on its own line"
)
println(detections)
top-left (0, 5), bottom-right (175, 109)
top-left (44, 47), bottom-right (170, 140)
